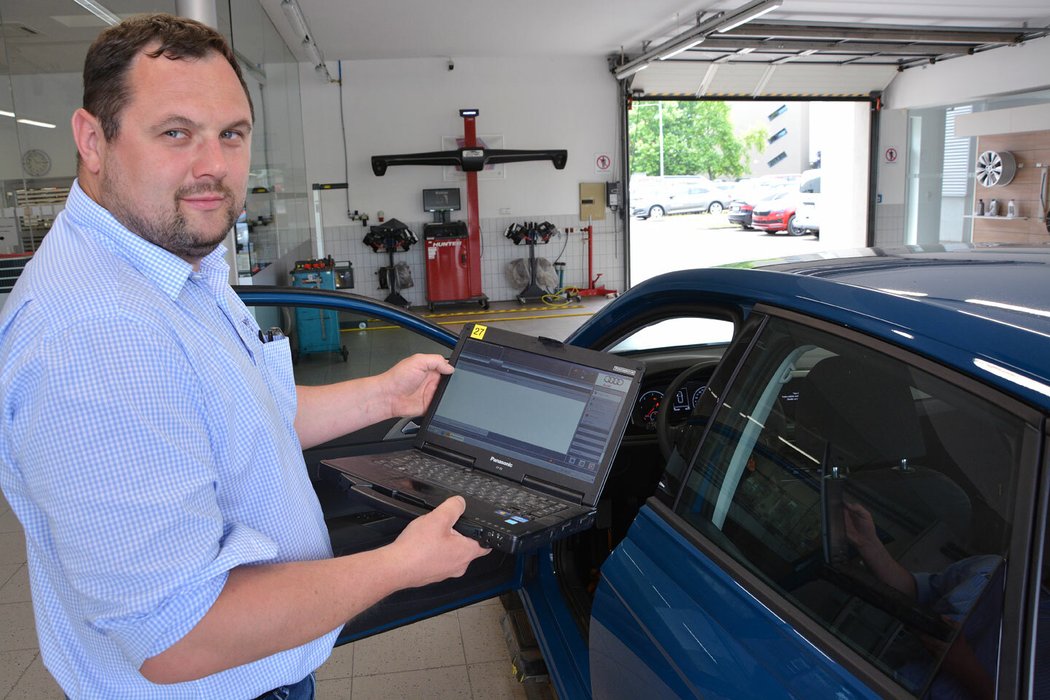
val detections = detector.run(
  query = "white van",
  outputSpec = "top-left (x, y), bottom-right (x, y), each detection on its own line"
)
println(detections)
top-left (794, 169), bottom-right (821, 236)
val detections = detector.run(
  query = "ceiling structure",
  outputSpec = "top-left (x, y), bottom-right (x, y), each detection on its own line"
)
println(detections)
top-left (264, 0), bottom-right (1050, 97)
top-left (1, 1), bottom-right (1048, 97)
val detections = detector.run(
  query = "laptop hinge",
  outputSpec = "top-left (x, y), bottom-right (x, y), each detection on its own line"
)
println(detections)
top-left (522, 474), bottom-right (584, 503)
top-left (420, 442), bottom-right (476, 468)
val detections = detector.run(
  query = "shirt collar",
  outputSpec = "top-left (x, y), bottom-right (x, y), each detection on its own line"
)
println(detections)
top-left (65, 179), bottom-right (230, 301)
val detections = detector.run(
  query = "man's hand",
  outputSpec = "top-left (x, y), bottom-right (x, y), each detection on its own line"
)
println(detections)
top-left (141, 495), bottom-right (489, 684)
top-left (390, 496), bottom-right (490, 588)
top-left (295, 353), bottom-right (452, 449)
top-left (380, 354), bottom-right (454, 419)
top-left (843, 501), bottom-right (880, 552)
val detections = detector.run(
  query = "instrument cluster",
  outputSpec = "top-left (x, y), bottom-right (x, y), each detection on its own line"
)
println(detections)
top-left (631, 378), bottom-right (708, 432)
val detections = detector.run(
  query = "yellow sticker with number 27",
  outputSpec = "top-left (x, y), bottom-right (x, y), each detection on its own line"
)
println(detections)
top-left (470, 324), bottom-right (487, 340)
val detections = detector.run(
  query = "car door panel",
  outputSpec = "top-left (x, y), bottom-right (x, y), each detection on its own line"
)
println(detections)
top-left (591, 501), bottom-right (880, 699)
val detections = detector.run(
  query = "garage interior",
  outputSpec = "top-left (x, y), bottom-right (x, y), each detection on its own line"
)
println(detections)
top-left (0, 0), bottom-right (1049, 697)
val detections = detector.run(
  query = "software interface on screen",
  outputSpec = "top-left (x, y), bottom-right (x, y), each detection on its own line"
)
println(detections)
top-left (428, 340), bottom-right (633, 483)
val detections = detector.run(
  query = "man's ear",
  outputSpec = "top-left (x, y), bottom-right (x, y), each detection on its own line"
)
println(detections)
top-left (71, 108), bottom-right (104, 175)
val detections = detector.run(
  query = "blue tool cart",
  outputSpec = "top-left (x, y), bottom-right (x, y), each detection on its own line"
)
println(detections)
top-left (290, 257), bottom-right (349, 363)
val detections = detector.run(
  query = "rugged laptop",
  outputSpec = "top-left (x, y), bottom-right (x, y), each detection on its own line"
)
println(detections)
top-left (322, 322), bottom-right (643, 553)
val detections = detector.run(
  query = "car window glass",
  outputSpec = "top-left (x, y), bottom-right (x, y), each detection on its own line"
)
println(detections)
top-left (608, 317), bottom-right (734, 352)
top-left (676, 316), bottom-right (1027, 697)
top-left (245, 302), bottom-right (449, 385)
top-left (1034, 517), bottom-right (1050, 694)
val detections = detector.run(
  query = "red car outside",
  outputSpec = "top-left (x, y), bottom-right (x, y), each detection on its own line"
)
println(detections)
top-left (751, 190), bottom-right (803, 235)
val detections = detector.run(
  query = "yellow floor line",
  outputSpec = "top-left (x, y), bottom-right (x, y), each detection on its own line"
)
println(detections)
top-left (344, 311), bottom-right (596, 333)
top-left (423, 304), bottom-right (583, 319)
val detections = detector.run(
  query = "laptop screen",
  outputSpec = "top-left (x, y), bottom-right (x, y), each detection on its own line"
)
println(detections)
top-left (426, 336), bottom-right (636, 485)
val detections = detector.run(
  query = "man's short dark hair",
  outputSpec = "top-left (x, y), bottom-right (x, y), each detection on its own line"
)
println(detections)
top-left (82, 13), bottom-right (254, 142)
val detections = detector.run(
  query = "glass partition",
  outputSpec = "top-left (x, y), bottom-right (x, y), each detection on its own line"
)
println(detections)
top-left (905, 90), bottom-right (1050, 246)
top-left (0, 1), bottom-right (310, 287)
top-left (224, 0), bottom-right (312, 284)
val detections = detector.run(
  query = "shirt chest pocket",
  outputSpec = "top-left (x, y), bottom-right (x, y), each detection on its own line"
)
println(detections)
top-left (258, 337), bottom-right (297, 427)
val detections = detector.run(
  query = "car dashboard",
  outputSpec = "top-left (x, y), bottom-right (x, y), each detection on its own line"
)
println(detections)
top-left (619, 351), bottom-right (724, 437)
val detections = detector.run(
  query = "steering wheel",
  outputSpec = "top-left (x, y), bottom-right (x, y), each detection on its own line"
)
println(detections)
top-left (656, 362), bottom-right (712, 460)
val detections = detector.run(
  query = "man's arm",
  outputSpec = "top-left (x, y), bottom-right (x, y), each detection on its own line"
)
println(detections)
top-left (294, 354), bottom-right (452, 450)
top-left (140, 495), bottom-right (487, 683)
top-left (843, 501), bottom-right (917, 599)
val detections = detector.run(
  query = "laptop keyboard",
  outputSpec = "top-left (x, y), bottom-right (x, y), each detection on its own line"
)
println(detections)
top-left (376, 453), bottom-right (568, 518)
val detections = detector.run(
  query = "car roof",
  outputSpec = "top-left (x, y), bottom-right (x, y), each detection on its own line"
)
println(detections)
top-left (571, 245), bottom-right (1050, 410)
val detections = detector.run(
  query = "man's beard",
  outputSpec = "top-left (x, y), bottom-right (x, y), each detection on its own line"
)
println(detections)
top-left (103, 177), bottom-right (241, 262)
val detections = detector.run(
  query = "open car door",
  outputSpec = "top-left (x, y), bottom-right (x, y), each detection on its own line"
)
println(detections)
top-left (235, 286), bottom-right (524, 643)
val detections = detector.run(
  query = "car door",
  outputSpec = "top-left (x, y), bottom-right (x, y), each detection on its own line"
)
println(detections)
top-left (589, 307), bottom-right (1042, 699)
top-left (235, 285), bottom-right (524, 643)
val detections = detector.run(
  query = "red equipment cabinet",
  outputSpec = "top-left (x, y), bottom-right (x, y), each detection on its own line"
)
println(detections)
top-left (423, 222), bottom-right (480, 311)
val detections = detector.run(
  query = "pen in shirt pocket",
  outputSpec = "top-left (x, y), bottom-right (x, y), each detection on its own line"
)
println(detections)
top-left (258, 327), bottom-right (286, 343)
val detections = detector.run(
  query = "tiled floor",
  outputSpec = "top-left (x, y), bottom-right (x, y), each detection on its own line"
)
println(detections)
top-left (0, 297), bottom-right (608, 698)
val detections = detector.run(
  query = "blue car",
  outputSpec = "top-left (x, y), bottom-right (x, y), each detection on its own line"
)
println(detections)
top-left (237, 244), bottom-right (1050, 699)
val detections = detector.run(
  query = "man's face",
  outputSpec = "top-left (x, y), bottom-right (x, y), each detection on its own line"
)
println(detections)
top-left (93, 49), bottom-right (252, 263)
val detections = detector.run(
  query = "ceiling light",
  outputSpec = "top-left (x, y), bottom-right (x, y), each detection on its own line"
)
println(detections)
top-left (281, 0), bottom-right (311, 40)
top-left (72, 0), bottom-right (120, 26)
top-left (0, 110), bottom-right (14, 118)
top-left (303, 41), bottom-right (323, 67)
top-left (737, 47), bottom-right (755, 54)
top-left (716, 0), bottom-right (782, 33)
top-left (613, 61), bottom-right (649, 80)
top-left (17, 118), bottom-right (56, 129)
top-left (658, 37), bottom-right (705, 60)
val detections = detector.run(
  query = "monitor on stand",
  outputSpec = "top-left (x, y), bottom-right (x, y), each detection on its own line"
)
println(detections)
top-left (423, 187), bottom-right (461, 224)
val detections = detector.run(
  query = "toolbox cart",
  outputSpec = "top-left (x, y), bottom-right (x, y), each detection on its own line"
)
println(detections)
top-left (290, 257), bottom-right (349, 363)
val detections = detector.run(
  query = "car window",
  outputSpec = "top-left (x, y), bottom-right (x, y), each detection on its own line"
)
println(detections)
top-left (245, 302), bottom-right (449, 385)
top-left (676, 315), bottom-right (1031, 697)
top-left (607, 317), bottom-right (734, 352)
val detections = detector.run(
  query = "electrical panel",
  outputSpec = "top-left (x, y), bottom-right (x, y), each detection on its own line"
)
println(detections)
top-left (579, 182), bottom-right (606, 221)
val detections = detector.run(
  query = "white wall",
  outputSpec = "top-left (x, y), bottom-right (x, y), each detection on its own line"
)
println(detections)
top-left (873, 109), bottom-right (908, 246)
top-left (298, 55), bottom-right (625, 305)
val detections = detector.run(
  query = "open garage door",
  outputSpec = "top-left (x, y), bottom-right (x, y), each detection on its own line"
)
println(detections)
top-left (626, 96), bottom-right (873, 284)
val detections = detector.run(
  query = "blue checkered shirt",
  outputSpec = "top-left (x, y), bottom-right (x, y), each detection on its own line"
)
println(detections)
top-left (0, 181), bottom-right (338, 698)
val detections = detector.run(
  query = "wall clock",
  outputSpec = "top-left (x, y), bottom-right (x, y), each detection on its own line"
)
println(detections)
top-left (22, 148), bottom-right (52, 177)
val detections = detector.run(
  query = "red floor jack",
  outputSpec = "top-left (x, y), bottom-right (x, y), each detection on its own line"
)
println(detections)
top-left (576, 224), bottom-right (617, 298)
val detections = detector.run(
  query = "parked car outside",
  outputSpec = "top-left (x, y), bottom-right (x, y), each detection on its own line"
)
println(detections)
top-left (631, 177), bottom-right (729, 219)
top-left (728, 182), bottom-right (795, 230)
top-left (752, 188), bottom-right (802, 234)
top-left (235, 245), bottom-right (1050, 699)
top-left (795, 168), bottom-right (821, 236)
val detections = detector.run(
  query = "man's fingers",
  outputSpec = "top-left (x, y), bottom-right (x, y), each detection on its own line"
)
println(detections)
top-left (434, 495), bottom-right (467, 523)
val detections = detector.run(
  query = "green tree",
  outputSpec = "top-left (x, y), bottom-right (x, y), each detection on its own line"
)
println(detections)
top-left (629, 101), bottom-right (766, 179)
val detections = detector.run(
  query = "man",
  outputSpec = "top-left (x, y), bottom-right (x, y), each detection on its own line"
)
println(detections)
top-left (0, 14), bottom-right (488, 699)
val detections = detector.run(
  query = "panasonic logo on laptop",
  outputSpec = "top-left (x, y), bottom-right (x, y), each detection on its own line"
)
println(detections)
top-left (613, 365), bottom-right (637, 376)
top-left (489, 456), bottom-right (513, 470)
